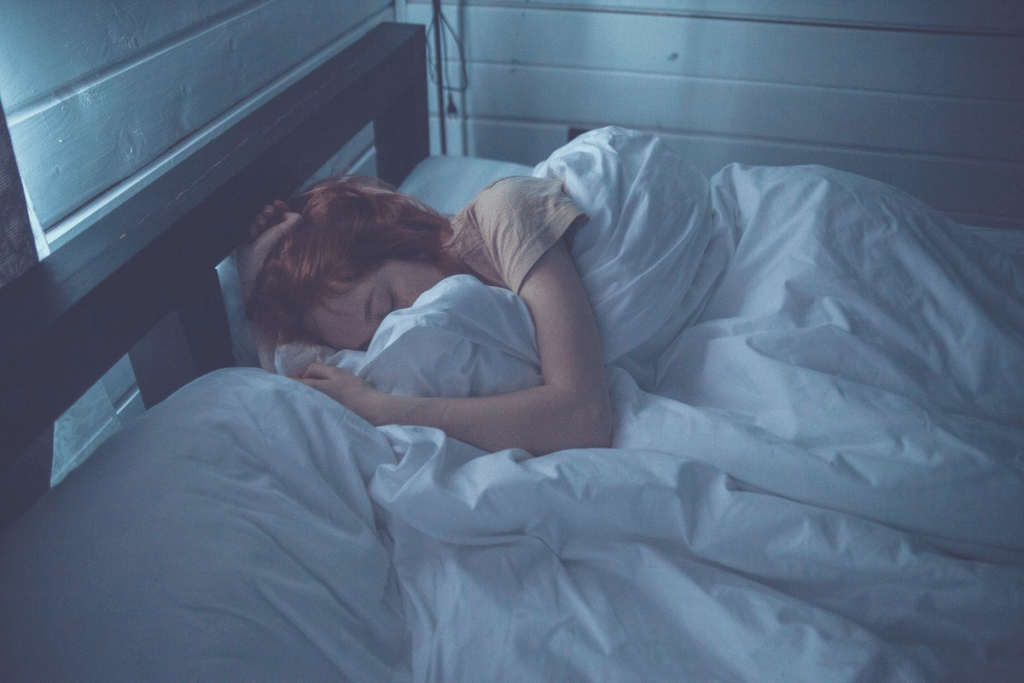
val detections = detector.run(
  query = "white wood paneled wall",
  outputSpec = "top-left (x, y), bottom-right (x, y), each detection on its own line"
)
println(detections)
top-left (0, 0), bottom-right (393, 249)
top-left (406, 0), bottom-right (1024, 230)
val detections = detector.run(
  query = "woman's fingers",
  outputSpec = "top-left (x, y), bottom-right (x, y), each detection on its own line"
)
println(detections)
top-left (248, 200), bottom-right (295, 240)
top-left (295, 363), bottom-right (382, 423)
top-left (248, 205), bottom-right (275, 239)
top-left (249, 212), bottom-right (298, 254)
top-left (237, 210), bottom-right (301, 288)
top-left (268, 211), bottom-right (302, 237)
top-left (300, 362), bottom-right (346, 380)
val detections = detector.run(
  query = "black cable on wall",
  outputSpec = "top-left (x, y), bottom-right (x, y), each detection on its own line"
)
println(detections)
top-left (431, 0), bottom-right (446, 154)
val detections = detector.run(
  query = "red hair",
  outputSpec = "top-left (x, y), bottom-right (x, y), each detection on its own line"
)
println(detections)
top-left (247, 176), bottom-right (454, 341)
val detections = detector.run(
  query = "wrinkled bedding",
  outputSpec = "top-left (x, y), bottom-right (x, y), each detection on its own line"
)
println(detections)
top-left (3, 128), bottom-right (1023, 682)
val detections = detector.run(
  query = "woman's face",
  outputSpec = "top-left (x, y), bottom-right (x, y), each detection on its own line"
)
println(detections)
top-left (304, 260), bottom-right (448, 351)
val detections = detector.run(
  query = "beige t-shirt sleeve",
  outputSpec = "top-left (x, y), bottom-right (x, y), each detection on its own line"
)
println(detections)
top-left (449, 176), bottom-right (588, 293)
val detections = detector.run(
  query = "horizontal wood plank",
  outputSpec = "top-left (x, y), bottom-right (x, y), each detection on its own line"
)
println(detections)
top-left (44, 9), bottom-right (396, 250)
top-left (408, 4), bottom-right (1024, 101)
top-left (6, 0), bottom-right (390, 229)
top-left (0, 0), bottom-right (247, 111)
top-left (408, 0), bottom-right (1024, 35)
top-left (458, 63), bottom-right (1024, 164)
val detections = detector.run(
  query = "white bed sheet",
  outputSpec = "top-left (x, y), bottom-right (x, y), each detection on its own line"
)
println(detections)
top-left (3, 128), bottom-right (1023, 682)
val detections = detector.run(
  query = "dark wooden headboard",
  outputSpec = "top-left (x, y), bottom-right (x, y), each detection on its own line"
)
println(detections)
top-left (0, 22), bottom-right (429, 524)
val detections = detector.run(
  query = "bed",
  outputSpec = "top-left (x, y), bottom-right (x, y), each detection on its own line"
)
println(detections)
top-left (2, 21), bottom-right (1023, 683)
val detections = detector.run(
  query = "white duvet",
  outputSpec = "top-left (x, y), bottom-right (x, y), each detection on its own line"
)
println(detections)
top-left (3, 128), bottom-right (1023, 682)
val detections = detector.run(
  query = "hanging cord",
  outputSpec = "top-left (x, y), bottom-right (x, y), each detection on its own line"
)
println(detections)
top-left (431, 0), bottom-right (445, 154)
top-left (427, 2), bottom-right (468, 155)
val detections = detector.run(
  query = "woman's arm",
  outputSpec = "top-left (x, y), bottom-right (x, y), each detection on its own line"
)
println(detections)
top-left (235, 201), bottom-right (301, 372)
top-left (299, 239), bottom-right (612, 455)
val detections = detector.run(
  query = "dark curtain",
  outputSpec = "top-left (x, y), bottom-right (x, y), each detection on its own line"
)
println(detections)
top-left (0, 97), bottom-right (37, 288)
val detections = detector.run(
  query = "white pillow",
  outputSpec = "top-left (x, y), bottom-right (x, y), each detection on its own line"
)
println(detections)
top-left (400, 155), bottom-right (535, 216)
top-left (277, 274), bottom-right (542, 398)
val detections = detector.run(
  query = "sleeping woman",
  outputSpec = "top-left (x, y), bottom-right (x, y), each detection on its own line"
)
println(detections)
top-left (237, 176), bottom-right (611, 456)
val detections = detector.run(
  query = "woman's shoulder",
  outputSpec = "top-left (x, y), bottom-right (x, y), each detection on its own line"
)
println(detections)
top-left (448, 175), bottom-right (587, 293)
top-left (458, 177), bottom-right (580, 227)
top-left (473, 175), bottom-right (567, 206)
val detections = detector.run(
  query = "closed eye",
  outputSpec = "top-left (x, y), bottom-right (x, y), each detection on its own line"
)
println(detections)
top-left (368, 286), bottom-right (395, 324)
top-left (364, 286), bottom-right (375, 324)
top-left (357, 288), bottom-right (394, 353)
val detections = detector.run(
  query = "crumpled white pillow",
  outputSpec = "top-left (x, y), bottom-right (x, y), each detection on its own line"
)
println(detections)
top-left (276, 274), bottom-right (542, 398)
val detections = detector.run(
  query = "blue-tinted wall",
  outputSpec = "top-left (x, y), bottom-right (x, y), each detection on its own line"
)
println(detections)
top-left (403, 0), bottom-right (1024, 230)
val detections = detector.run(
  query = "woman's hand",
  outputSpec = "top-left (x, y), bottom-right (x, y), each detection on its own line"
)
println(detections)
top-left (297, 362), bottom-right (384, 424)
top-left (236, 200), bottom-right (301, 298)
top-left (236, 201), bottom-right (302, 372)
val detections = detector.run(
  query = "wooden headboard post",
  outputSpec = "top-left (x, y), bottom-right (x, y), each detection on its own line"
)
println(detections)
top-left (0, 22), bottom-right (429, 524)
